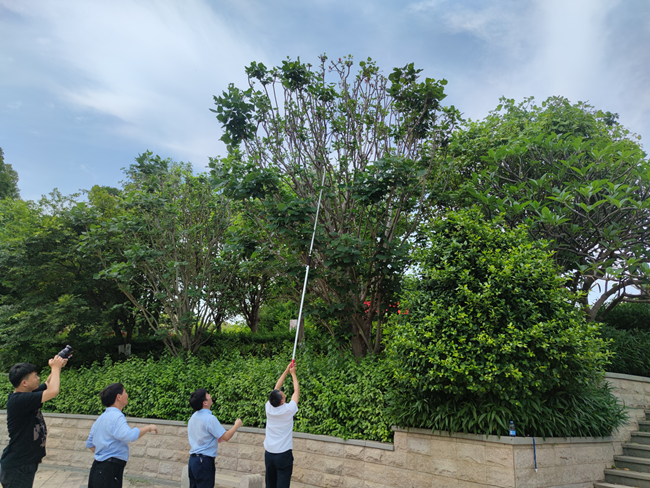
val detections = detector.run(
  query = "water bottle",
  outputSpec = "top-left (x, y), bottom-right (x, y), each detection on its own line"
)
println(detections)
top-left (509, 420), bottom-right (516, 436)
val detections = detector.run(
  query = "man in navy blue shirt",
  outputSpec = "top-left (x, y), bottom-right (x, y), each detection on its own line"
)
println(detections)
top-left (187, 388), bottom-right (242, 488)
top-left (0, 356), bottom-right (68, 488)
top-left (86, 383), bottom-right (158, 488)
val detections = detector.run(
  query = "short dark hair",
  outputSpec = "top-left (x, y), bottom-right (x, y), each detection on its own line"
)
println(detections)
top-left (190, 388), bottom-right (208, 411)
top-left (269, 389), bottom-right (283, 408)
top-left (8, 363), bottom-right (37, 388)
top-left (101, 383), bottom-right (125, 407)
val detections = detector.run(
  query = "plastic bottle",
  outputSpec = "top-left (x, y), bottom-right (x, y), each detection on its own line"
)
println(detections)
top-left (509, 420), bottom-right (516, 436)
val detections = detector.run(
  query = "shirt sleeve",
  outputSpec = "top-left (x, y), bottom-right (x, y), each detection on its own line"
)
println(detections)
top-left (86, 424), bottom-right (95, 449)
top-left (287, 401), bottom-right (298, 415)
top-left (209, 417), bottom-right (227, 439)
top-left (112, 415), bottom-right (140, 443)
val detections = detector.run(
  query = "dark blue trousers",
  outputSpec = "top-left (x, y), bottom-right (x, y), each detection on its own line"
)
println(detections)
top-left (0, 463), bottom-right (38, 488)
top-left (265, 450), bottom-right (293, 488)
top-left (188, 454), bottom-right (215, 488)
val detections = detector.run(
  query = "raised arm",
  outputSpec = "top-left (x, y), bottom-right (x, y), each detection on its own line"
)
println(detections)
top-left (274, 363), bottom-right (291, 391)
top-left (42, 356), bottom-right (67, 403)
top-left (220, 419), bottom-right (243, 442)
top-left (290, 363), bottom-right (299, 405)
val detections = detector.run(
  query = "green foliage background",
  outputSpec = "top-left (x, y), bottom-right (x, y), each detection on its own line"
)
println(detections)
top-left (0, 350), bottom-right (393, 442)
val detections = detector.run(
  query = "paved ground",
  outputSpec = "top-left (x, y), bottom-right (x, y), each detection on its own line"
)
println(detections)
top-left (34, 466), bottom-right (175, 488)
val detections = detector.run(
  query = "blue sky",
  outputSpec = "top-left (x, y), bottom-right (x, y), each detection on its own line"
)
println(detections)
top-left (1, 0), bottom-right (649, 202)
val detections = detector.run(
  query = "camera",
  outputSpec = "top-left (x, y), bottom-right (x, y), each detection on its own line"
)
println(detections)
top-left (57, 345), bottom-right (74, 359)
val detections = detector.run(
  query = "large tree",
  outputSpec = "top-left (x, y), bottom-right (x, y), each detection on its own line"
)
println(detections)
top-left (0, 190), bottom-right (139, 367)
top-left (84, 153), bottom-right (237, 354)
top-left (0, 148), bottom-right (20, 200)
top-left (448, 97), bottom-right (650, 320)
top-left (210, 55), bottom-right (460, 356)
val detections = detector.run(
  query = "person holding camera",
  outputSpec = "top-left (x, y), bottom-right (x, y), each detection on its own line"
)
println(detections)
top-left (86, 383), bottom-right (158, 488)
top-left (0, 355), bottom-right (68, 488)
top-left (186, 389), bottom-right (243, 488)
top-left (264, 362), bottom-right (299, 488)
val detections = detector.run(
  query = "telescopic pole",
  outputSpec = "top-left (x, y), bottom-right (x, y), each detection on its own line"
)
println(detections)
top-left (291, 169), bottom-right (327, 366)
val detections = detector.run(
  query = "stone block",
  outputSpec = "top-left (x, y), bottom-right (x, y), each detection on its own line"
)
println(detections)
top-left (323, 442), bottom-right (345, 458)
top-left (554, 446), bottom-right (573, 466)
top-left (305, 439), bottom-right (326, 454)
top-left (485, 445), bottom-right (512, 469)
top-left (142, 459), bottom-right (161, 478)
top-left (130, 445), bottom-right (147, 457)
top-left (323, 473), bottom-right (343, 487)
top-left (363, 448), bottom-right (383, 464)
top-left (342, 476), bottom-right (365, 488)
top-left (157, 448), bottom-right (177, 460)
top-left (486, 465), bottom-right (514, 488)
top-left (455, 460), bottom-right (486, 484)
top-left (343, 445), bottom-right (365, 460)
top-left (323, 458), bottom-right (344, 476)
top-left (456, 440), bottom-right (485, 465)
top-left (515, 466), bottom-right (558, 488)
top-left (293, 437), bottom-right (308, 451)
top-left (301, 470), bottom-right (324, 487)
top-left (146, 447), bottom-right (161, 459)
top-left (127, 457), bottom-right (145, 473)
top-left (158, 461), bottom-right (176, 477)
top-left (341, 459), bottom-right (364, 479)
top-left (430, 437), bottom-right (458, 460)
top-left (407, 434), bottom-right (431, 455)
top-left (379, 449), bottom-right (406, 468)
top-left (393, 432), bottom-right (407, 452)
top-left (215, 455), bottom-right (238, 471)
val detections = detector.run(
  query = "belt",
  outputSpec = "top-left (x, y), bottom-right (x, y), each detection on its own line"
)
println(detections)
top-left (96, 457), bottom-right (127, 467)
top-left (190, 453), bottom-right (215, 459)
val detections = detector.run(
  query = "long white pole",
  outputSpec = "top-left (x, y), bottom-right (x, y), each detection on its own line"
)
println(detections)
top-left (291, 169), bottom-right (327, 364)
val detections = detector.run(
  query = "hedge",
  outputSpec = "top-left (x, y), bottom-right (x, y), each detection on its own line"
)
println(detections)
top-left (0, 348), bottom-right (393, 442)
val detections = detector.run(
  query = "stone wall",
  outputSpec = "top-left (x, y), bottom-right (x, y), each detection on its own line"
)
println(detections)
top-left (0, 372), bottom-right (646, 487)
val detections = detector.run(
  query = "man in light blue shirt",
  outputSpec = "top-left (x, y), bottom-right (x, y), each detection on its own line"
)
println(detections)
top-left (86, 383), bottom-right (158, 488)
top-left (187, 388), bottom-right (242, 488)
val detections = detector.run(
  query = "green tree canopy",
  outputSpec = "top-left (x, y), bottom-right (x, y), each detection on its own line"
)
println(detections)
top-left (448, 97), bottom-right (650, 320)
top-left (0, 148), bottom-right (20, 200)
top-left (83, 153), bottom-right (237, 354)
top-left (385, 209), bottom-right (625, 437)
top-left (210, 55), bottom-right (461, 356)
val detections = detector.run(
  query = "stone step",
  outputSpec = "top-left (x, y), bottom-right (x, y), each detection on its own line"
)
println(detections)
top-left (623, 443), bottom-right (650, 459)
top-left (594, 483), bottom-right (641, 488)
top-left (615, 455), bottom-right (650, 473)
top-left (631, 431), bottom-right (650, 445)
top-left (645, 409), bottom-right (650, 421)
top-left (640, 421), bottom-right (650, 433)
top-left (605, 468), bottom-right (650, 488)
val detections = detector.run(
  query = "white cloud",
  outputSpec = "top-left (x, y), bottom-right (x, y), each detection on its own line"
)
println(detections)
top-left (0, 0), bottom-right (264, 167)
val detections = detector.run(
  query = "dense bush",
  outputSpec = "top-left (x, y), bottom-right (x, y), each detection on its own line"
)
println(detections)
top-left (0, 349), bottom-right (393, 442)
top-left (603, 302), bottom-right (650, 331)
top-left (385, 209), bottom-right (627, 438)
top-left (601, 326), bottom-right (650, 377)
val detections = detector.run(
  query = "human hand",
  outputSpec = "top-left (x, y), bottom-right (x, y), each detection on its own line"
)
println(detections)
top-left (289, 363), bottom-right (296, 376)
top-left (48, 355), bottom-right (66, 370)
top-left (234, 418), bottom-right (243, 429)
top-left (147, 424), bottom-right (158, 434)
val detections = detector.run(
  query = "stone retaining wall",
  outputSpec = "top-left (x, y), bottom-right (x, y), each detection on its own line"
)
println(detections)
top-left (0, 372), bottom-right (646, 487)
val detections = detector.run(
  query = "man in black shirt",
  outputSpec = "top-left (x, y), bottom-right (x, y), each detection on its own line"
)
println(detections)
top-left (0, 356), bottom-right (68, 488)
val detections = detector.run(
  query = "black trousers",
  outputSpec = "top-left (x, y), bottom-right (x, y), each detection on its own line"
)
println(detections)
top-left (188, 454), bottom-right (216, 488)
top-left (88, 458), bottom-right (127, 488)
top-left (265, 450), bottom-right (293, 488)
top-left (0, 463), bottom-right (38, 488)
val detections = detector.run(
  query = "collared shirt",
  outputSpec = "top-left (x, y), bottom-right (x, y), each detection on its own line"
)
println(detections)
top-left (263, 400), bottom-right (298, 454)
top-left (187, 409), bottom-right (226, 457)
top-left (86, 407), bottom-right (140, 462)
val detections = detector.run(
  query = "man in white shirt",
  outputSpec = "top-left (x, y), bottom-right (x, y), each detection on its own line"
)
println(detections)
top-left (263, 362), bottom-right (299, 488)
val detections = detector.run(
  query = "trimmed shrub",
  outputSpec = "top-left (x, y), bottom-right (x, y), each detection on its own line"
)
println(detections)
top-left (603, 302), bottom-right (650, 332)
top-left (601, 326), bottom-right (650, 377)
top-left (384, 209), bottom-right (627, 438)
top-left (0, 349), bottom-right (393, 442)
